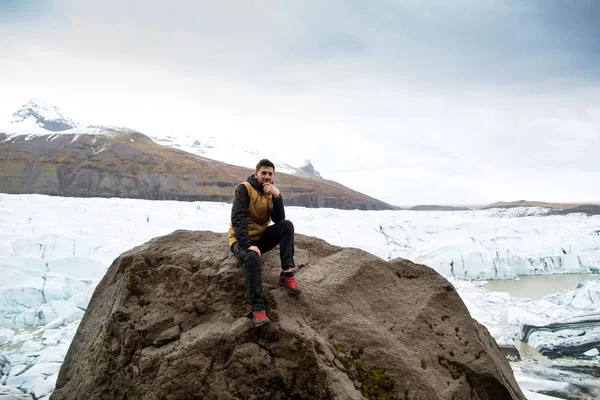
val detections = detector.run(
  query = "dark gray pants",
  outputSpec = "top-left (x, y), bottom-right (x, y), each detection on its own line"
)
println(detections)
top-left (231, 220), bottom-right (295, 311)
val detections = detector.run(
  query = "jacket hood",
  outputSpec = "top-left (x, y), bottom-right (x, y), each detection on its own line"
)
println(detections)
top-left (246, 174), bottom-right (265, 194)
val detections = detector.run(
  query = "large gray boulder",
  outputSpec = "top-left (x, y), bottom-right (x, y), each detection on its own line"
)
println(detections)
top-left (51, 230), bottom-right (525, 400)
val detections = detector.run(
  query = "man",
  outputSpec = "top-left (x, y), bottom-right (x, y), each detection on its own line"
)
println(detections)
top-left (228, 159), bottom-right (301, 327)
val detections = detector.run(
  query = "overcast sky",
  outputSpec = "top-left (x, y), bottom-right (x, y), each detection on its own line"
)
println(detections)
top-left (1, 0), bottom-right (599, 206)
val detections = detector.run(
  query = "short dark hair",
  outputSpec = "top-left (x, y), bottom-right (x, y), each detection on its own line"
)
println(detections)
top-left (255, 159), bottom-right (275, 172)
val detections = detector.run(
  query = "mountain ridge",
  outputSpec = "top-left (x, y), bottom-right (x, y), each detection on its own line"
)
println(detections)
top-left (149, 133), bottom-right (323, 178)
top-left (2, 99), bottom-right (322, 178)
top-left (481, 200), bottom-right (600, 214)
top-left (0, 100), bottom-right (396, 209)
top-left (0, 131), bottom-right (395, 210)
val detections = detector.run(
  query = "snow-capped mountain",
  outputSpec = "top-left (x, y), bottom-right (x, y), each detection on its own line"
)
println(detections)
top-left (1, 100), bottom-right (135, 138)
top-left (10, 99), bottom-right (80, 132)
top-left (1, 100), bottom-right (322, 178)
top-left (0, 100), bottom-right (388, 209)
top-left (150, 133), bottom-right (322, 178)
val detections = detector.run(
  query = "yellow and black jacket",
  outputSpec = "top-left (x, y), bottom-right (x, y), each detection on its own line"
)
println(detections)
top-left (228, 175), bottom-right (285, 250)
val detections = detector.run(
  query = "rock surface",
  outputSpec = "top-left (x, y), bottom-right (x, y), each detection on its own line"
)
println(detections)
top-left (51, 230), bottom-right (525, 400)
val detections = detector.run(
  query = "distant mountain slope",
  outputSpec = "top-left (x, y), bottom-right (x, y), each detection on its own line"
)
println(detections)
top-left (483, 200), bottom-right (599, 210)
top-left (409, 205), bottom-right (470, 211)
top-left (150, 134), bottom-right (322, 178)
top-left (551, 205), bottom-right (600, 216)
top-left (0, 101), bottom-right (394, 210)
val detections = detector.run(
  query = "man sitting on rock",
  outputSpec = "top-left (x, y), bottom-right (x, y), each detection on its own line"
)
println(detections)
top-left (228, 159), bottom-right (301, 327)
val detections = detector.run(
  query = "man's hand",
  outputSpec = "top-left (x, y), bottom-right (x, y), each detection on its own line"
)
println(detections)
top-left (263, 183), bottom-right (280, 198)
top-left (248, 245), bottom-right (261, 257)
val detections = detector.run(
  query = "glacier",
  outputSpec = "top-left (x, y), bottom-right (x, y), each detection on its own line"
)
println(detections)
top-left (0, 193), bottom-right (599, 399)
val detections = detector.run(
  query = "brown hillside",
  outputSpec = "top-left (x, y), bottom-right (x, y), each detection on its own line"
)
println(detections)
top-left (484, 200), bottom-right (598, 210)
top-left (0, 131), bottom-right (394, 210)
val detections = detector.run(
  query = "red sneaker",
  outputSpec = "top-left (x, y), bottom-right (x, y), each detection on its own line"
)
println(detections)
top-left (252, 309), bottom-right (271, 327)
top-left (280, 271), bottom-right (302, 295)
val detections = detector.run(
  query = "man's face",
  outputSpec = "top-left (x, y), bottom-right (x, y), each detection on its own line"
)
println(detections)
top-left (254, 166), bottom-right (275, 185)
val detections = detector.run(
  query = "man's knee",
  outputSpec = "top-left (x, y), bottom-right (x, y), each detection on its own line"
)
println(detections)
top-left (243, 251), bottom-right (260, 265)
top-left (278, 219), bottom-right (294, 233)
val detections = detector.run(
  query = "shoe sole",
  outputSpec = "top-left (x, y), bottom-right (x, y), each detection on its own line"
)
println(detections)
top-left (279, 281), bottom-right (302, 295)
top-left (253, 317), bottom-right (271, 327)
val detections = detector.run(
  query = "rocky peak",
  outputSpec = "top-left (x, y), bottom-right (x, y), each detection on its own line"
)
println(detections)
top-left (10, 99), bottom-right (80, 132)
top-left (300, 159), bottom-right (321, 178)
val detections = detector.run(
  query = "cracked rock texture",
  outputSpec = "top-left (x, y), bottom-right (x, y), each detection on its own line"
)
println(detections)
top-left (51, 230), bottom-right (525, 400)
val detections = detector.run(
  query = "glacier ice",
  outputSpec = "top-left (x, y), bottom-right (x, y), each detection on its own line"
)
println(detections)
top-left (0, 193), bottom-right (599, 399)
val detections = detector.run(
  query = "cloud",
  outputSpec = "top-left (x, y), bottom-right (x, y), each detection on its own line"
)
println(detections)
top-left (5, 0), bottom-right (595, 88)
top-left (5, 0), bottom-right (600, 92)
top-left (1, 0), bottom-right (599, 205)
